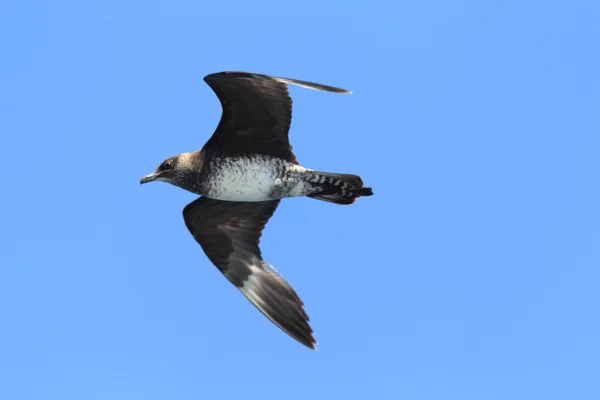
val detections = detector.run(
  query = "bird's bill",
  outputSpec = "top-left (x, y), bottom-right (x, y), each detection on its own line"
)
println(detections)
top-left (140, 172), bottom-right (160, 184)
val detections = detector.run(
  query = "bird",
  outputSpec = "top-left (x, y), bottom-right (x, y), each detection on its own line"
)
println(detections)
top-left (140, 71), bottom-right (373, 349)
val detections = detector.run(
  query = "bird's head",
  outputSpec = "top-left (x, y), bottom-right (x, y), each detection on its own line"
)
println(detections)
top-left (140, 152), bottom-right (201, 191)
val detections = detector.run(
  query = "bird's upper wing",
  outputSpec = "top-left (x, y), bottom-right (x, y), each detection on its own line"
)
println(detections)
top-left (202, 71), bottom-right (351, 164)
top-left (182, 196), bottom-right (316, 349)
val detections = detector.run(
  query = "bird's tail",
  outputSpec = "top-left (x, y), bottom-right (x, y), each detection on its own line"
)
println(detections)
top-left (305, 171), bottom-right (374, 205)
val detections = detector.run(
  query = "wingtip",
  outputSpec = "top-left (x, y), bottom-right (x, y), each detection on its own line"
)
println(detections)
top-left (301, 331), bottom-right (318, 350)
top-left (300, 336), bottom-right (318, 350)
top-left (204, 71), bottom-right (352, 95)
top-left (239, 263), bottom-right (320, 351)
top-left (297, 326), bottom-right (318, 350)
top-left (273, 76), bottom-right (352, 94)
top-left (324, 87), bottom-right (353, 95)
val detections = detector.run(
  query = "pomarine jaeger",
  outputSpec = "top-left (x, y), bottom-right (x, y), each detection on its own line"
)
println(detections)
top-left (141, 71), bottom-right (373, 349)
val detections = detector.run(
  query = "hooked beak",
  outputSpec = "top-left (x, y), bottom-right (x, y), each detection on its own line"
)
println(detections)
top-left (140, 172), bottom-right (160, 185)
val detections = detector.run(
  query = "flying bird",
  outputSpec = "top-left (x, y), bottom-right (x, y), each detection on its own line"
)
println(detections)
top-left (141, 71), bottom-right (373, 349)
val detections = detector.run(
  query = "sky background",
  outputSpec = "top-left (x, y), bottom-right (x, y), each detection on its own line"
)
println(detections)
top-left (1, 1), bottom-right (599, 399)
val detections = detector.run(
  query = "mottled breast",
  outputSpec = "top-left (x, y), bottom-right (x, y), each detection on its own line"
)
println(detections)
top-left (203, 155), bottom-right (303, 202)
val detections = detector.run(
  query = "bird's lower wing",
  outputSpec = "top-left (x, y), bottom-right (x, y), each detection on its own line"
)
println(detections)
top-left (183, 197), bottom-right (316, 349)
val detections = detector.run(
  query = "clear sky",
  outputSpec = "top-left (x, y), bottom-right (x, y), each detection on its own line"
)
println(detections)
top-left (1, 1), bottom-right (599, 399)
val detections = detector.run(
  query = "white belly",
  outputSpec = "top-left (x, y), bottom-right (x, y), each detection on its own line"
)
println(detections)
top-left (206, 156), bottom-right (313, 202)
top-left (208, 159), bottom-right (279, 201)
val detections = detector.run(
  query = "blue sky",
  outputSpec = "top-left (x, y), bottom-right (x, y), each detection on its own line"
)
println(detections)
top-left (1, 1), bottom-right (599, 399)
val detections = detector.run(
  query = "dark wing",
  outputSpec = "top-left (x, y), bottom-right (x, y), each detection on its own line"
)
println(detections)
top-left (183, 197), bottom-right (316, 349)
top-left (202, 71), bottom-right (351, 164)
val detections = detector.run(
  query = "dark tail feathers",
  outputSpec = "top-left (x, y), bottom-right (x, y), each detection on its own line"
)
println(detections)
top-left (306, 171), bottom-right (374, 205)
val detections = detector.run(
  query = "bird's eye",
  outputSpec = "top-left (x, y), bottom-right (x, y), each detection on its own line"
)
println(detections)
top-left (161, 161), bottom-right (172, 171)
